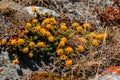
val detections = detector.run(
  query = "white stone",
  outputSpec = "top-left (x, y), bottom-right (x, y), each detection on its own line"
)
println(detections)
top-left (23, 6), bottom-right (60, 17)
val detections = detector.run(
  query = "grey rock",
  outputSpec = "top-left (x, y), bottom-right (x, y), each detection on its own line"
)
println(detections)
top-left (23, 6), bottom-right (60, 17)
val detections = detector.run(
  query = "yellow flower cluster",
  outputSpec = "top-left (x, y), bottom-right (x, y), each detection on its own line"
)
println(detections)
top-left (88, 32), bottom-right (108, 46)
top-left (59, 37), bottom-right (67, 47)
top-left (65, 59), bottom-right (73, 67)
top-left (32, 19), bottom-right (38, 23)
top-left (56, 48), bottom-right (73, 67)
top-left (72, 22), bottom-right (79, 29)
top-left (17, 38), bottom-right (25, 45)
top-left (60, 37), bottom-right (67, 42)
top-left (60, 25), bottom-right (67, 31)
top-left (79, 37), bottom-right (87, 43)
top-left (83, 23), bottom-right (91, 29)
top-left (91, 39), bottom-right (99, 46)
top-left (1, 38), bottom-right (7, 44)
top-left (57, 48), bottom-right (64, 55)
top-left (60, 55), bottom-right (67, 61)
top-left (22, 47), bottom-right (29, 53)
top-left (12, 59), bottom-right (19, 64)
top-left (37, 27), bottom-right (52, 39)
top-left (89, 32), bottom-right (96, 38)
top-left (36, 42), bottom-right (45, 48)
top-left (46, 24), bottom-right (52, 29)
top-left (77, 45), bottom-right (85, 52)
top-left (0, 10), bottom-right (109, 69)
top-left (39, 28), bottom-right (47, 36)
top-left (56, 36), bottom-right (73, 67)
top-left (77, 26), bottom-right (83, 33)
top-left (29, 41), bottom-right (35, 48)
top-left (50, 17), bottom-right (57, 25)
top-left (24, 29), bottom-right (29, 34)
top-left (59, 41), bottom-right (65, 47)
top-left (48, 36), bottom-right (54, 42)
top-left (95, 33), bottom-right (108, 40)
top-left (65, 46), bottom-right (73, 54)
top-left (60, 23), bottom-right (66, 26)
top-left (26, 22), bottom-right (32, 28)
top-left (46, 31), bottom-right (51, 36)
top-left (28, 52), bottom-right (34, 58)
top-left (34, 26), bottom-right (41, 32)
top-left (42, 17), bottom-right (56, 26)
top-left (71, 22), bottom-right (84, 33)
top-left (31, 7), bottom-right (36, 12)
top-left (10, 39), bottom-right (17, 45)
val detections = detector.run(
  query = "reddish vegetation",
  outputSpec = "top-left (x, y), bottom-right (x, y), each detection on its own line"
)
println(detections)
top-left (0, 68), bottom-right (4, 72)
top-left (101, 66), bottom-right (120, 78)
top-left (96, 0), bottom-right (120, 26)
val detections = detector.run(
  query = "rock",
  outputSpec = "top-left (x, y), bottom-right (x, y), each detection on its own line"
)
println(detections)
top-left (99, 66), bottom-right (120, 80)
top-left (23, 6), bottom-right (60, 17)
top-left (0, 51), bottom-right (20, 80)
top-left (1, 51), bottom-right (9, 60)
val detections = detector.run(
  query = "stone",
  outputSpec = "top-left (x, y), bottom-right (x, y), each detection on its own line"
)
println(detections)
top-left (99, 66), bottom-right (120, 80)
top-left (23, 6), bottom-right (60, 17)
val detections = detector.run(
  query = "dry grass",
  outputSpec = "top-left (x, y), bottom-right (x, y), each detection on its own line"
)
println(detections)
top-left (0, 0), bottom-right (33, 38)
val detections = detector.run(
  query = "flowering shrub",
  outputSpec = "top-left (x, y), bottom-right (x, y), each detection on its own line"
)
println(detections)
top-left (0, 7), bottom-right (108, 68)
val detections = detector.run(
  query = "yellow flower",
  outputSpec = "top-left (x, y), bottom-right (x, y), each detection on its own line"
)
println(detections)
top-left (60, 25), bottom-right (67, 30)
top-left (60, 23), bottom-right (66, 26)
top-left (22, 47), bottom-right (29, 53)
top-left (19, 32), bottom-right (25, 37)
top-left (60, 55), bottom-right (67, 60)
top-left (24, 29), bottom-right (29, 34)
top-left (29, 41), bottom-right (35, 48)
top-left (72, 22), bottom-right (79, 28)
top-left (17, 38), bottom-right (25, 45)
top-left (40, 28), bottom-right (47, 36)
top-left (95, 34), bottom-right (102, 39)
top-left (57, 49), bottom-right (64, 55)
top-left (35, 26), bottom-right (41, 32)
top-left (43, 18), bottom-right (50, 24)
top-left (50, 17), bottom-right (56, 22)
top-left (32, 19), bottom-right (38, 23)
top-left (79, 37), bottom-right (87, 43)
top-left (46, 24), bottom-right (52, 29)
top-left (46, 31), bottom-right (51, 36)
top-left (65, 59), bottom-right (73, 67)
top-left (40, 28), bottom-right (46, 32)
top-left (61, 37), bottom-right (67, 42)
top-left (83, 23), bottom-right (91, 29)
top-left (91, 39), bottom-right (99, 46)
top-left (28, 52), bottom-right (34, 58)
top-left (26, 22), bottom-right (32, 28)
top-left (48, 36), bottom-right (54, 42)
top-left (1, 38), bottom-right (7, 44)
top-left (65, 47), bottom-right (73, 53)
top-left (31, 7), bottom-right (36, 12)
top-left (12, 59), bottom-right (19, 64)
top-left (101, 33), bottom-right (108, 39)
top-left (50, 17), bottom-right (57, 25)
top-left (41, 30), bottom-right (47, 36)
top-left (77, 45), bottom-right (85, 52)
top-left (89, 32), bottom-right (96, 38)
top-left (59, 41), bottom-right (65, 47)
top-left (10, 39), bottom-right (17, 45)
top-left (36, 42), bottom-right (45, 48)
top-left (95, 33), bottom-right (108, 40)
top-left (77, 26), bottom-right (83, 32)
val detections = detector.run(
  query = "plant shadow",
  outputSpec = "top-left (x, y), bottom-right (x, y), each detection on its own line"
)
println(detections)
top-left (8, 51), bottom-right (53, 76)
